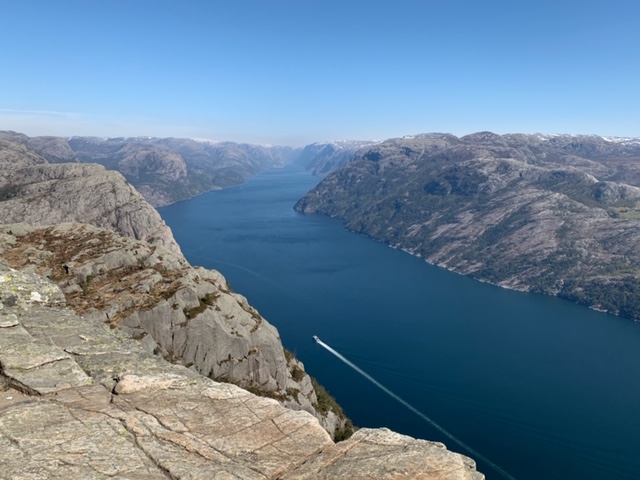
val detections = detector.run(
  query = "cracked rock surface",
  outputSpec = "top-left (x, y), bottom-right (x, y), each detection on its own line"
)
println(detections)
top-left (0, 270), bottom-right (483, 479)
top-left (0, 223), bottom-right (348, 436)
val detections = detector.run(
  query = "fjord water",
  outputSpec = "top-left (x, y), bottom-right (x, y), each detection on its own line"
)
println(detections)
top-left (160, 165), bottom-right (640, 480)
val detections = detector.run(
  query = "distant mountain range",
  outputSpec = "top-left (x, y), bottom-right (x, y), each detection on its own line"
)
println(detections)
top-left (0, 131), bottom-right (378, 207)
top-left (296, 132), bottom-right (640, 320)
top-left (0, 131), bottom-right (380, 207)
top-left (7, 127), bottom-right (640, 319)
top-left (0, 131), bottom-right (298, 206)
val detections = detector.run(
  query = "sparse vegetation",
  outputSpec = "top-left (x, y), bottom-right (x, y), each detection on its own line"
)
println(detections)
top-left (286, 387), bottom-right (300, 402)
top-left (183, 292), bottom-right (219, 319)
top-left (291, 365), bottom-right (305, 382)
top-left (334, 420), bottom-right (355, 442)
top-left (609, 205), bottom-right (640, 219)
top-left (79, 274), bottom-right (93, 296)
top-left (310, 377), bottom-right (343, 416)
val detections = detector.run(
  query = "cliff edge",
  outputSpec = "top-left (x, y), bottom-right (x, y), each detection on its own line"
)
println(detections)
top-left (0, 263), bottom-right (483, 479)
top-left (0, 138), bottom-right (181, 256)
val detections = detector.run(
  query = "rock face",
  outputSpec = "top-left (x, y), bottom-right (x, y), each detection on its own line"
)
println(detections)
top-left (0, 222), bottom-right (348, 437)
top-left (0, 138), bottom-right (48, 169)
top-left (0, 136), bottom-right (348, 436)
top-left (0, 263), bottom-right (484, 479)
top-left (0, 139), bottom-right (182, 256)
top-left (296, 140), bottom-right (378, 176)
top-left (296, 132), bottom-right (640, 320)
top-left (0, 129), bottom-right (487, 477)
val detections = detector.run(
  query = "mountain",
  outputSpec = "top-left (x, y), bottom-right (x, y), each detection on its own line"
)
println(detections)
top-left (0, 131), bottom-right (485, 478)
top-left (296, 140), bottom-right (378, 176)
top-left (0, 258), bottom-right (483, 479)
top-left (0, 134), bottom-right (352, 437)
top-left (0, 131), bottom-right (299, 207)
top-left (295, 132), bottom-right (640, 320)
top-left (68, 136), bottom-right (299, 206)
top-left (0, 136), bottom-right (182, 255)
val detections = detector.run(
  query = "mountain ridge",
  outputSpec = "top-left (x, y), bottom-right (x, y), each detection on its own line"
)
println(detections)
top-left (0, 129), bottom-right (486, 478)
top-left (0, 131), bottom-right (299, 207)
top-left (295, 131), bottom-right (640, 320)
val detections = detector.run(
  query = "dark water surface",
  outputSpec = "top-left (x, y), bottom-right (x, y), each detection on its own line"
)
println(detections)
top-left (160, 165), bottom-right (640, 480)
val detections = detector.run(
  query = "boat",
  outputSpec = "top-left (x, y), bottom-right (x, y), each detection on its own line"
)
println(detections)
top-left (312, 335), bottom-right (320, 343)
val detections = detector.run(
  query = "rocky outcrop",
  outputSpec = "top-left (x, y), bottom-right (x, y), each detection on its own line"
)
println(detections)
top-left (0, 136), bottom-right (348, 435)
top-left (26, 135), bottom-right (78, 163)
top-left (296, 132), bottom-right (640, 320)
top-left (0, 222), bottom-right (347, 437)
top-left (0, 263), bottom-right (484, 479)
top-left (0, 140), bottom-right (182, 256)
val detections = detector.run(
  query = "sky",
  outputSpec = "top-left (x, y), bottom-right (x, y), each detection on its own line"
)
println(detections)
top-left (1, 0), bottom-right (638, 145)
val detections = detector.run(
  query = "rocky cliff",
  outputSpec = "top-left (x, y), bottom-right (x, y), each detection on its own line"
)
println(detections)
top-left (295, 132), bottom-right (640, 320)
top-left (0, 262), bottom-right (484, 479)
top-left (0, 137), bottom-right (352, 435)
top-left (0, 130), bottom-right (487, 477)
top-left (0, 139), bottom-right (181, 256)
top-left (0, 221), bottom-right (354, 437)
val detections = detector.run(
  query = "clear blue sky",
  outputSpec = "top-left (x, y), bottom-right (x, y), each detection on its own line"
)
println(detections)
top-left (1, 0), bottom-right (638, 145)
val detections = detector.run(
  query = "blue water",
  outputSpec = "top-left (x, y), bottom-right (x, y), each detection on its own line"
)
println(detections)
top-left (159, 165), bottom-right (640, 480)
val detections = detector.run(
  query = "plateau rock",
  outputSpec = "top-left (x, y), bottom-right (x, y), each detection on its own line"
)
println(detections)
top-left (0, 262), bottom-right (484, 479)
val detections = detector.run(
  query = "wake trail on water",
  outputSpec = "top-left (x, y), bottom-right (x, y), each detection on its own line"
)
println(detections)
top-left (314, 336), bottom-right (517, 480)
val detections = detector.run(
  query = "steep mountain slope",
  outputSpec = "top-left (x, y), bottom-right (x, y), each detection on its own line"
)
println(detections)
top-left (296, 132), bottom-right (640, 319)
top-left (67, 136), bottom-right (298, 206)
top-left (0, 137), bottom-right (353, 437)
top-left (0, 131), bottom-right (299, 207)
top-left (0, 139), bottom-right (181, 255)
top-left (0, 222), bottom-right (350, 437)
top-left (0, 263), bottom-right (484, 479)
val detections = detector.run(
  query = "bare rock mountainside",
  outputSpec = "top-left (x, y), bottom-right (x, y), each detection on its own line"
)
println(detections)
top-left (0, 262), bottom-right (483, 479)
top-left (296, 132), bottom-right (640, 320)
top-left (0, 130), bottom-right (298, 207)
top-left (0, 137), bottom-right (181, 256)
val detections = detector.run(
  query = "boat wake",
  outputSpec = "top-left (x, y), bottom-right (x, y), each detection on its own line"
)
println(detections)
top-left (313, 335), bottom-right (517, 480)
